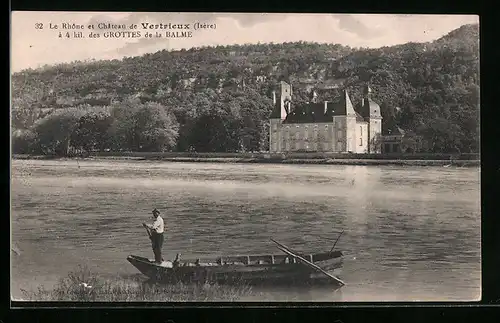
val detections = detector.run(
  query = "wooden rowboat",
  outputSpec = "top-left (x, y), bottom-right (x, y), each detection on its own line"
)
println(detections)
top-left (127, 239), bottom-right (345, 287)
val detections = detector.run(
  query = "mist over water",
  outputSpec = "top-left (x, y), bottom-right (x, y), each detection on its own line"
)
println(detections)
top-left (11, 160), bottom-right (481, 301)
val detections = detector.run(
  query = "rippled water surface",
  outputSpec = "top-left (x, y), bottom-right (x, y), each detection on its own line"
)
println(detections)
top-left (11, 159), bottom-right (481, 301)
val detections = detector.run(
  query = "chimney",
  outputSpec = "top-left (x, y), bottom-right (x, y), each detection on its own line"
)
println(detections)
top-left (272, 91), bottom-right (276, 105)
top-left (363, 84), bottom-right (372, 98)
top-left (324, 101), bottom-right (328, 114)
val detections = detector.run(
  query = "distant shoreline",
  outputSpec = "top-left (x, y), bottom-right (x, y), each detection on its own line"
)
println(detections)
top-left (12, 153), bottom-right (480, 167)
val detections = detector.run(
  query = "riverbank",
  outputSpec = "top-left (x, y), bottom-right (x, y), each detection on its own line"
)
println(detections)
top-left (17, 265), bottom-right (252, 302)
top-left (12, 152), bottom-right (480, 167)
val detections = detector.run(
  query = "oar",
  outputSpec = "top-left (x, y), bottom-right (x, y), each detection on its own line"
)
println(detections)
top-left (274, 245), bottom-right (345, 287)
top-left (271, 239), bottom-right (345, 286)
top-left (274, 243), bottom-right (345, 287)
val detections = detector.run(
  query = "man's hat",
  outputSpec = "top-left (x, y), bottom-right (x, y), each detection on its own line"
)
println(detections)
top-left (152, 208), bottom-right (160, 215)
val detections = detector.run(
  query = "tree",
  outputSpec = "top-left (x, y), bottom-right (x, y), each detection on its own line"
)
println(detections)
top-left (12, 128), bottom-right (37, 154)
top-left (12, 107), bottom-right (41, 130)
top-left (109, 98), bottom-right (179, 152)
top-left (71, 107), bottom-right (113, 153)
top-left (32, 108), bottom-right (85, 156)
top-left (189, 101), bottom-right (240, 152)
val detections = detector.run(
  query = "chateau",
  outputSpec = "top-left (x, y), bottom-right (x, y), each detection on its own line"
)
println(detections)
top-left (269, 81), bottom-right (382, 153)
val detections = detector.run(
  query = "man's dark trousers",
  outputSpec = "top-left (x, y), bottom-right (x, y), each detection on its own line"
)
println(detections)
top-left (151, 232), bottom-right (164, 263)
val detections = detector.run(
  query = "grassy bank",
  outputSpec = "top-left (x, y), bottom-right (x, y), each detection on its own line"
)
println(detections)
top-left (120, 157), bottom-right (478, 167)
top-left (19, 265), bottom-right (253, 302)
top-left (13, 152), bottom-right (480, 167)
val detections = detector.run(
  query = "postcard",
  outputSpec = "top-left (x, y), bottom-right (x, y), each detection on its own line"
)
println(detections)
top-left (10, 12), bottom-right (480, 303)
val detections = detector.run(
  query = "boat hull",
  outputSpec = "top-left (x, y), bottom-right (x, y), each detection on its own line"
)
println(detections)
top-left (127, 253), bottom-right (344, 287)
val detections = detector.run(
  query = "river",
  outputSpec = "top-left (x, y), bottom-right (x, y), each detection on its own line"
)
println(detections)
top-left (10, 159), bottom-right (481, 301)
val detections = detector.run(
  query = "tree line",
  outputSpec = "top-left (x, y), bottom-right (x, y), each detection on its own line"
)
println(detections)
top-left (11, 24), bottom-right (479, 155)
top-left (12, 89), bottom-right (272, 156)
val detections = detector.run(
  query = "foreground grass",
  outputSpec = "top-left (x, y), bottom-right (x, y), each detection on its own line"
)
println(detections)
top-left (20, 265), bottom-right (253, 301)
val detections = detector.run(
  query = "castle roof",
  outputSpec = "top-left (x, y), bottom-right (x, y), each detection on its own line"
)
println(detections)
top-left (364, 98), bottom-right (381, 111)
top-left (355, 112), bottom-right (366, 122)
top-left (282, 90), bottom-right (367, 124)
top-left (270, 83), bottom-right (380, 123)
top-left (282, 102), bottom-right (336, 123)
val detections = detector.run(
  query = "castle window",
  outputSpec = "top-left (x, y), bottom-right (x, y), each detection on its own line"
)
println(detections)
top-left (359, 126), bottom-right (363, 146)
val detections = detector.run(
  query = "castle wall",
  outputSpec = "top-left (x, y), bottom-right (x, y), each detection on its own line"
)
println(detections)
top-left (368, 117), bottom-right (382, 153)
top-left (271, 117), bottom-right (372, 154)
top-left (276, 122), bottom-right (339, 152)
top-left (273, 117), bottom-right (355, 153)
top-left (332, 116), bottom-right (347, 152)
top-left (269, 119), bottom-right (282, 153)
top-left (355, 122), bottom-right (369, 153)
top-left (345, 116), bottom-right (357, 153)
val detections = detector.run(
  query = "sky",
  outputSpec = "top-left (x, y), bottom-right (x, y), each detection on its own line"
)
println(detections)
top-left (11, 12), bottom-right (479, 72)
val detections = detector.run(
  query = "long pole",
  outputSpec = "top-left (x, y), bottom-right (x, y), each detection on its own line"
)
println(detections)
top-left (271, 239), bottom-right (345, 286)
top-left (330, 230), bottom-right (344, 253)
top-left (143, 224), bottom-right (152, 241)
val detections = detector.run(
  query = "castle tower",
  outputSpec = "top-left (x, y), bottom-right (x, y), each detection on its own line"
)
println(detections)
top-left (278, 81), bottom-right (292, 118)
top-left (269, 81), bottom-right (293, 153)
top-left (362, 85), bottom-right (382, 153)
top-left (310, 89), bottom-right (318, 103)
top-left (344, 90), bottom-right (357, 153)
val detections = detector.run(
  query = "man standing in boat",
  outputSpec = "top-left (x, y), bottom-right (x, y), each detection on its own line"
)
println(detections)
top-left (143, 208), bottom-right (164, 264)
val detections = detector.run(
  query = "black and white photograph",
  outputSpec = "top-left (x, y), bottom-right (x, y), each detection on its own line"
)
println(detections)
top-left (10, 12), bottom-right (480, 302)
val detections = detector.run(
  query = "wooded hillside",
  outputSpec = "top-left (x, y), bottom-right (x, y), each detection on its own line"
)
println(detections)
top-left (11, 23), bottom-right (479, 155)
